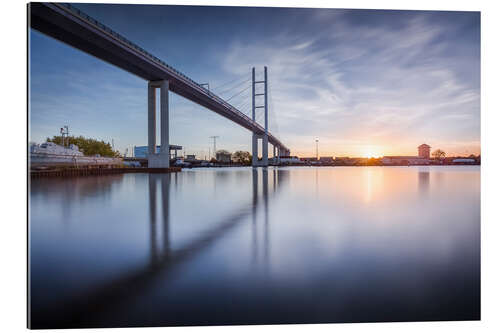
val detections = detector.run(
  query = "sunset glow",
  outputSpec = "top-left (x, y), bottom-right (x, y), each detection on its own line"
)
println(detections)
top-left (359, 146), bottom-right (384, 158)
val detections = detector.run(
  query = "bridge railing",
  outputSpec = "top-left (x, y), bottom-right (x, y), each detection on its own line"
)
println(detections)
top-left (56, 3), bottom-right (285, 148)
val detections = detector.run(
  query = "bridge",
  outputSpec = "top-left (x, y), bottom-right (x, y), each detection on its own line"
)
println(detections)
top-left (29, 2), bottom-right (290, 167)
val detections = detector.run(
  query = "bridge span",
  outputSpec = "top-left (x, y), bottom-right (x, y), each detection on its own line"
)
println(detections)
top-left (29, 2), bottom-right (290, 167)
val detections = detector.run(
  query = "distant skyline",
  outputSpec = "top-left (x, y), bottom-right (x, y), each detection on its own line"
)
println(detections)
top-left (29, 4), bottom-right (480, 158)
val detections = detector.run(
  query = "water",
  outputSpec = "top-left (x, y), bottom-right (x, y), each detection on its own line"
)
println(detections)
top-left (29, 166), bottom-right (480, 328)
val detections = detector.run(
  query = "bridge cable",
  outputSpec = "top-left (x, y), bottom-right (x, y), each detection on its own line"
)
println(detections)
top-left (238, 102), bottom-right (253, 117)
top-left (235, 103), bottom-right (251, 117)
top-left (232, 89), bottom-right (252, 110)
top-left (224, 87), bottom-right (251, 117)
top-left (217, 77), bottom-right (251, 96)
top-left (226, 84), bottom-right (252, 102)
top-left (212, 74), bottom-right (248, 91)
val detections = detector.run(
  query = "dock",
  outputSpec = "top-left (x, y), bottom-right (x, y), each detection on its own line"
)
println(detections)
top-left (30, 167), bottom-right (182, 178)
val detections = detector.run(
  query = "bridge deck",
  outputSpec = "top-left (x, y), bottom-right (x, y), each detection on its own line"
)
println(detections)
top-left (29, 2), bottom-right (289, 152)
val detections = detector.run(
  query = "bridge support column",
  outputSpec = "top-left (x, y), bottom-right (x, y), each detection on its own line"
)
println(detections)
top-left (252, 133), bottom-right (258, 167)
top-left (148, 82), bottom-right (156, 157)
top-left (262, 135), bottom-right (268, 167)
top-left (148, 80), bottom-right (170, 168)
top-left (262, 66), bottom-right (269, 168)
top-left (251, 134), bottom-right (269, 167)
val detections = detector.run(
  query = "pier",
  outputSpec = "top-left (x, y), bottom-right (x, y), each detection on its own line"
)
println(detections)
top-left (30, 167), bottom-right (181, 178)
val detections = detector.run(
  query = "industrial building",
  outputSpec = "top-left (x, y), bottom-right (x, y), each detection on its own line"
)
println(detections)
top-left (452, 158), bottom-right (476, 164)
top-left (298, 156), bottom-right (334, 165)
top-left (381, 156), bottom-right (430, 165)
top-left (382, 144), bottom-right (431, 165)
top-left (216, 151), bottom-right (232, 163)
top-left (319, 156), bottom-right (334, 164)
top-left (134, 145), bottom-right (182, 159)
top-left (277, 156), bottom-right (301, 164)
top-left (334, 157), bottom-right (367, 166)
top-left (185, 154), bottom-right (196, 162)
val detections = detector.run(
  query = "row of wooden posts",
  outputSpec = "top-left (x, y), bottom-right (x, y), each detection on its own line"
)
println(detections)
top-left (30, 166), bottom-right (182, 178)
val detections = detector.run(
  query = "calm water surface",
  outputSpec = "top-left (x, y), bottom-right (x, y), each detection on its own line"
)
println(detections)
top-left (29, 166), bottom-right (480, 328)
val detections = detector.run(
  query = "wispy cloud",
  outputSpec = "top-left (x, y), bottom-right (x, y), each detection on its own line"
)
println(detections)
top-left (219, 10), bottom-right (479, 156)
top-left (30, 7), bottom-right (479, 157)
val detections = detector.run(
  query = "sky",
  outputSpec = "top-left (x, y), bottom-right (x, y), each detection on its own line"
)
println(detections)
top-left (29, 3), bottom-right (480, 158)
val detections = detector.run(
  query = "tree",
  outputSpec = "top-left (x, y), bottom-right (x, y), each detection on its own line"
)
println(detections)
top-left (232, 151), bottom-right (251, 165)
top-left (47, 135), bottom-right (120, 157)
top-left (432, 149), bottom-right (446, 160)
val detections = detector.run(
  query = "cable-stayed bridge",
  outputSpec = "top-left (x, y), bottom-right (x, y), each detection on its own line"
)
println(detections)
top-left (29, 2), bottom-right (290, 167)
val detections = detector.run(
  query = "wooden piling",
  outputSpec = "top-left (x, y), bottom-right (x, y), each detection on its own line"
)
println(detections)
top-left (30, 166), bottom-right (182, 178)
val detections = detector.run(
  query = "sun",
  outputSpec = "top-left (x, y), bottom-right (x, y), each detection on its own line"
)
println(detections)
top-left (360, 146), bottom-right (383, 158)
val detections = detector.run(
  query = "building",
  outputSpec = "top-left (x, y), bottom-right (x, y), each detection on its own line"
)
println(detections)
top-left (134, 145), bottom-right (155, 158)
top-left (185, 154), bottom-right (196, 162)
top-left (382, 144), bottom-right (431, 165)
top-left (381, 156), bottom-right (429, 165)
top-left (134, 145), bottom-right (182, 159)
top-left (279, 156), bottom-right (301, 164)
top-left (216, 151), bottom-right (232, 163)
top-left (418, 144), bottom-right (431, 159)
top-left (269, 156), bottom-right (301, 165)
top-left (334, 157), bottom-right (367, 166)
top-left (300, 156), bottom-right (334, 165)
top-left (319, 156), bottom-right (334, 164)
top-left (452, 158), bottom-right (476, 164)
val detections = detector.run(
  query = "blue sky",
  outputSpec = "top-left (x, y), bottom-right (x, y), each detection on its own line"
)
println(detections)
top-left (29, 4), bottom-right (480, 157)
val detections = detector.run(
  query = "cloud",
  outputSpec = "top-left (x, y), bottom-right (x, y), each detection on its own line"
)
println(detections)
top-left (219, 10), bottom-right (480, 156)
top-left (29, 8), bottom-right (479, 157)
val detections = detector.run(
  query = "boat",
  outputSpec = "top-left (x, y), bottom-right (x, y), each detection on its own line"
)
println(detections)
top-left (30, 142), bottom-right (122, 168)
top-left (30, 142), bottom-right (84, 156)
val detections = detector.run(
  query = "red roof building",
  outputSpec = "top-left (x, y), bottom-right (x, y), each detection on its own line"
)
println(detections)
top-left (418, 144), bottom-right (431, 159)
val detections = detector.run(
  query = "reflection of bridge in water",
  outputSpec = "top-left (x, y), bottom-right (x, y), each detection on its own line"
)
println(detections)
top-left (31, 168), bottom-right (290, 329)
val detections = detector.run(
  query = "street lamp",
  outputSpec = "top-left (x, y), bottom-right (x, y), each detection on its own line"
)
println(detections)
top-left (60, 125), bottom-right (69, 147)
top-left (315, 138), bottom-right (319, 161)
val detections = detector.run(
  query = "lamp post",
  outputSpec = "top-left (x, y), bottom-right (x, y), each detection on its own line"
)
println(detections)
top-left (315, 138), bottom-right (319, 161)
top-left (60, 125), bottom-right (69, 147)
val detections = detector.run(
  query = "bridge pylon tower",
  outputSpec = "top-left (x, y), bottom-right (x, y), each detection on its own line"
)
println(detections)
top-left (252, 66), bottom-right (269, 167)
